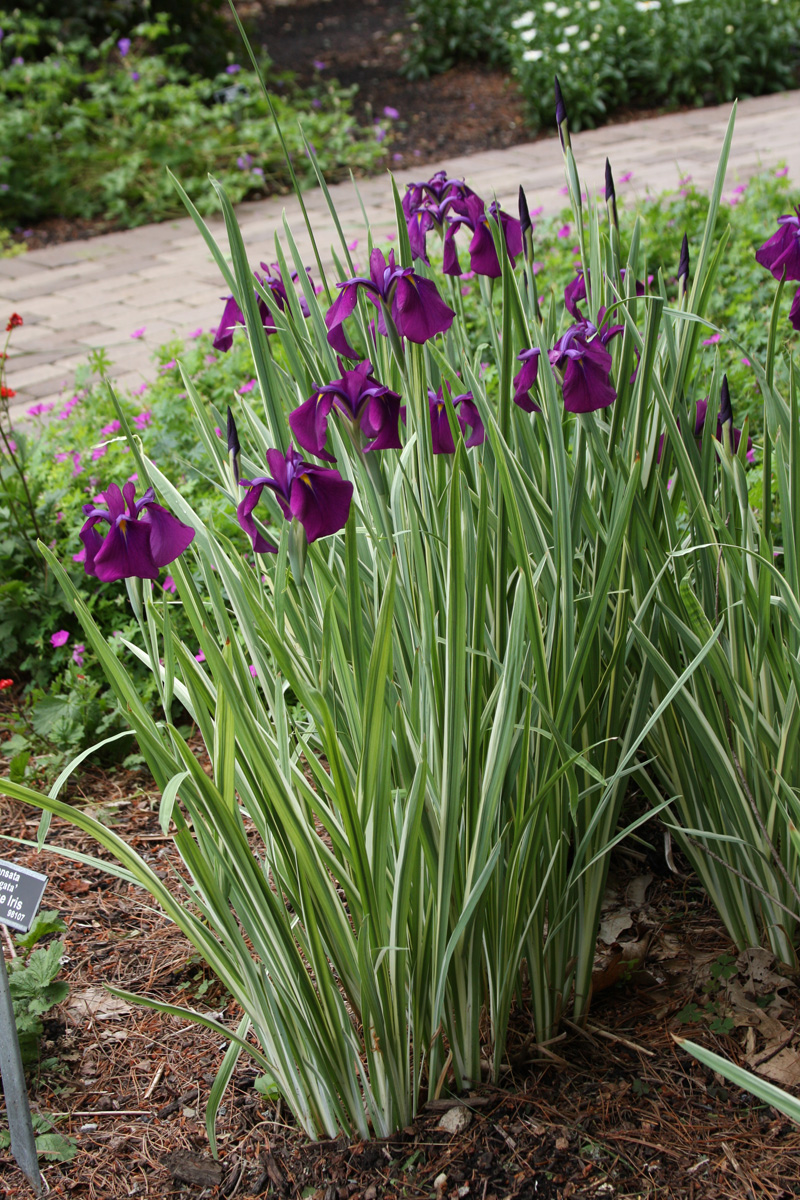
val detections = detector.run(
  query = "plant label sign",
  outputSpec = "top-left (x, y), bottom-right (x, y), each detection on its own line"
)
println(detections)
top-left (0, 858), bottom-right (48, 934)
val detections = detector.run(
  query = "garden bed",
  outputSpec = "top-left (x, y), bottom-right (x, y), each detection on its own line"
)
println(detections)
top-left (3, 758), bottom-right (800, 1199)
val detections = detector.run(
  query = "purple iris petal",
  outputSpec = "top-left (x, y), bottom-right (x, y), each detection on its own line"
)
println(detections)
top-left (214, 263), bottom-right (314, 353)
top-left (564, 270), bottom-right (587, 319)
top-left (756, 208), bottom-right (800, 281)
top-left (392, 274), bottom-right (454, 343)
top-left (429, 396), bottom-right (456, 455)
top-left (513, 349), bottom-right (542, 412)
top-left (791, 285), bottom-right (800, 331)
top-left (290, 391), bottom-right (338, 462)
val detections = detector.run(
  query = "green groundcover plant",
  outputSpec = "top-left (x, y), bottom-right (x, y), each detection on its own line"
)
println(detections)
top-left (3, 39), bottom-right (800, 1147)
top-left (0, 10), bottom-right (387, 233)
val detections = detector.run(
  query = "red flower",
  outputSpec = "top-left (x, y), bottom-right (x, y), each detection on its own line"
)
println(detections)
top-left (0, 679), bottom-right (14, 690)
top-left (0, 386), bottom-right (15, 399)
top-left (6, 313), bottom-right (23, 332)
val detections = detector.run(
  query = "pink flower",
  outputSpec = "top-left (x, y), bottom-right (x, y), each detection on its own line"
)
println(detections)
top-left (557, 224), bottom-right (571, 239)
top-left (215, 426), bottom-right (222, 437)
top-left (133, 411), bottom-right (152, 430)
top-left (702, 333), bottom-right (721, 345)
top-left (131, 327), bottom-right (146, 339)
top-left (27, 402), bottom-right (54, 417)
top-left (205, 354), bottom-right (217, 365)
top-left (163, 575), bottom-right (177, 593)
top-left (741, 357), bottom-right (751, 366)
top-left (159, 359), bottom-right (177, 372)
top-left (383, 106), bottom-right (399, 119)
top-left (619, 171), bottom-right (633, 183)
top-left (348, 239), bottom-right (359, 251)
top-left (73, 548), bottom-right (86, 563)
top-left (239, 378), bottom-right (257, 394)
top-left (101, 419), bottom-right (121, 436)
top-left (195, 649), bottom-right (206, 663)
top-left (189, 328), bottom-right (203, 338)
top-left (133, 383), bottom-right (148, 396)
top-left (776, 166), bottom-right (789, 178)
top-left (72, 644), bottom-right (85, 666)
top-left (91, 445), bottom-right (108, 461)
top-left (732, 184), bottom-right (747, 194)
top-left (51, 630), bottom-right (70, 648)
top-left (128, 473), bottom-right (139, 483)
top-left (249, 663), bottom-right (258, 677)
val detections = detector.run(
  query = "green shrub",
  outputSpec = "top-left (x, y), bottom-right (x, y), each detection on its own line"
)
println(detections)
top-left (404, 0), bottom-right (516, 76)
top-left (509, 0), bottom-right (800, 132)
top-left (0, 13), bottom-right (387, 230)
top-left (23, 0), bottom-right (237, 73)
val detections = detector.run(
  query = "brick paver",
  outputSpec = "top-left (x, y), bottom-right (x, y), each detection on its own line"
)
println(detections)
top-left (3, 90), bottom-right (800, 426)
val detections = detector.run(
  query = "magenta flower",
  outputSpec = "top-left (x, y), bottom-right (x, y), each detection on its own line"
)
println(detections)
top-left (428, 383), bottom-right (485, 454)
top-left (80, 482), bottom-right (195, 583)
top-left (549, 319), bottom-right (622, 413)
top-left (101, 419), bottom-right (121, 437)
top-left (226, 63), bottom-right (240, 74)
top-left (513, 348), bottom-right (542, 413)
top-left (117, 37), bottom-right (131, 56)
top-left (290, 360), bottom-right (403, 462)
top-left (237, 446), bottom-right (353, 553)
top-left (325, 248), bottom-right (454, 359)
top-left (163, 575), bottom-right (177, 593)
top-left (130, 327), bottom-right (146, 339)
top-left (756, 207), bottom-right (800, 281)
top-left (72, 644), bottom-right (85, 666)
top-left (383, 106), bottom-right (399, 119)
top-left (51, 630), bottom-right (70, 648)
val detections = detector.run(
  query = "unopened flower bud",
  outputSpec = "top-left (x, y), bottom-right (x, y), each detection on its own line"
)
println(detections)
top-left (554, 76), bottom-right (570, 150)
top-left (719, 374), bottom-right (733, 427)
top-left (678, 233), bottom-right (690, 285)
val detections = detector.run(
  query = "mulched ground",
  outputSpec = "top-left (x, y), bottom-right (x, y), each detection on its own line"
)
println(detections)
top-left (3, 715), bottom-right (800, 1199)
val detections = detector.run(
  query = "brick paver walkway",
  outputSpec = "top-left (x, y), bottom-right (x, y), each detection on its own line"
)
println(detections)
top-left (3, 90), bottom-right (799, 426)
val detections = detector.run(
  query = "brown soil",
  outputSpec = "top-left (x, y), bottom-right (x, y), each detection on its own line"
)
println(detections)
top-left (3, 740), bottom-right (800, 1199)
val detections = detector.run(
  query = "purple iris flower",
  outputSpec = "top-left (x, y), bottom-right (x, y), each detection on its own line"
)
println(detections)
top-left (402, 171), bottom-right (476, 221)
top-left (324, 248), bottom-right (455, 359)
top-left (658, 397), bottom-right (754, 465)
top-left (549, 320), bottom-right (622, 414)
top-left (237, 446), bottom-right (353, 553)
top-left (443, 196), bottom-right (522, 280)
top-left (213, 263), bottom-right (313, 353)
top-left (428, 383), bottom-right (485, 454)
top-left (755, 208), bottom-right (800, 281)
top-left (117, 37), bottom-right (131, 57)
top-left (289, 360), bottom-right (403, 462)
top-left (513, 348), bottom-right (542, 413)
top-left (80, 483), bottom-right (195, 583)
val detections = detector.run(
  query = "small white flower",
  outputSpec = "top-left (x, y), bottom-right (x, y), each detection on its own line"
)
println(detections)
top-left (512, 11), bottom-right (535, 28)
top-left (724, 21), bottom-right (734, 30)
top-left (564, 23), bottom-right (580, 35)
top-left (590, 29), bottom-right (601, 39)
top-left (617, 23), bottom-right (627, 33)
top-left (556, 5), bottom-right (572, 16)
top-left (588, 0), bottom-right (601, 8)
top-left (521, 27), bottom-right (538, 41)
top-left (672, 0), bottom-right (692, 5)
top-left (634, 0), bottom-right (660, 10)
top-left (523, 47), bottom-right (545, 61)
top-left (544, 2), bottom-right (557, 12)
top-left (578, 38), bottom-right (591, 49)
top-left (556, 40), bottom-right (571, 52)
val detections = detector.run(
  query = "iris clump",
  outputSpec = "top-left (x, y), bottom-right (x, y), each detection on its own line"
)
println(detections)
top-left (213, 263), bottom-right (314, 352)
